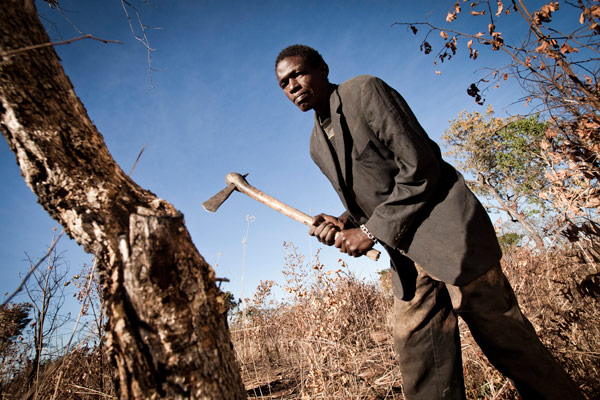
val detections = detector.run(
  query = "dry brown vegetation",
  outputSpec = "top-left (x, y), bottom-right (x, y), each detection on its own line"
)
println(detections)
top-left (1, 240), bottom-right (598, 399)
top-left (1, 346), bottom-right (115, 399)
top-left (232, 243), bottom-right (401, 399)
top-left (232, 242), bottom-right (600, 400)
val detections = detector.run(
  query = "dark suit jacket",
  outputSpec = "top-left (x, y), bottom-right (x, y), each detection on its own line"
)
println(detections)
top-left (310, 75), bottom-right (502, 299)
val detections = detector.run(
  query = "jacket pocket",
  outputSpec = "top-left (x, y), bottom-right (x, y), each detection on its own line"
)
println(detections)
top-left (356, 139), bottom-right (385, 165)
top-left (352, 140), bottom-right (397, 199)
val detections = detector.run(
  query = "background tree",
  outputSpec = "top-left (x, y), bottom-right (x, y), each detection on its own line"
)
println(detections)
top-left (72, 262), bottom-right (105, 347)
top-left (443, 105), bottom-right (549, 248)
top-left (0, 302), bottom-right (32, 386)
top-left (71, 260), bottom-right (109, 396)
top-left (22, 233), bottom-right (71, 397)
top-left (0, 1), bottom-right (245, 398)
top-left (399, 0), bottom-right (600, 244)
top-left (0, 303), bottom-right (32, 353)
top-left (497, 231), bottom-right (525, 251)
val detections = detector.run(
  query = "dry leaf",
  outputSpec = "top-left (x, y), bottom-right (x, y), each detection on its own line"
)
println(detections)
top-left (435, 70), bottom-right (441, 75)
top-left (533, 2), bottom-right (559, 25)
top-left (440, 31), bottom-right (449, 40)
top-left (471, 10), bottom-right (486, 16)
top-left (446, 2), bottom-right (461, 22)
top-left (535, 40), bottom-right (549, 53)
top-left (560, 43), bottom-right (579, 54)
top-left (467, 39), bottom-right (473, 49)
top-left (496, 0), bottom-right (504, 16)
top-left (545, 128), bottom-right (557, 139)
top-left (421, 41), bottom-right (432, 54)
top-left (491, 32), bottom-right (504, 50)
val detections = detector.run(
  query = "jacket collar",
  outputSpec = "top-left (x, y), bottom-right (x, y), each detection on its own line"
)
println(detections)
top-left (310, 85), bottom-right (348, 189)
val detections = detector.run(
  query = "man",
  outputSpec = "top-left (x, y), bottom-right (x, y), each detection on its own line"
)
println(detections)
top-left (275, 44), bottom-right (584, 399)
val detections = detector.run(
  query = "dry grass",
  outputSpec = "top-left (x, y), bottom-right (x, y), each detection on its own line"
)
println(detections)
top-left (1, 242), bottom-right (598, 399)
top-left (1, 345), bottom-right (115, 399)
top-left (232, 243), bottom-right (600, 399)
top-left (232, 243), bottom-right (401, 399)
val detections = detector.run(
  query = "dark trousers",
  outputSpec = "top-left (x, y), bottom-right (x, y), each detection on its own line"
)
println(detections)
top-left (392, 264), bottom-right (584, 400)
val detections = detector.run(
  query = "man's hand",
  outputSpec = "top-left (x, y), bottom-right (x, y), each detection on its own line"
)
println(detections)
top-left (309, 213), bottom-right (344, 246)
top-left (334, 228), bottom-right (375, 257)
top-left (310, 214), bottom-right (375, 257)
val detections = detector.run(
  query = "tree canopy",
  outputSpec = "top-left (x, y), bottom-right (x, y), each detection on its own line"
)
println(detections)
top-left (400, 0), bottom-right (600, 242)
top-left (443, 106), bottom-right (549, 248)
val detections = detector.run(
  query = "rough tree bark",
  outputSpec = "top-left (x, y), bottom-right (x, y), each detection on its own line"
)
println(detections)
top-left (0, 1), bottom-right (245, 399)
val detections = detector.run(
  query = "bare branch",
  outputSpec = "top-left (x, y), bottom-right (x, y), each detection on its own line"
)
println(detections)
top-left (121, 0), bottom-right (160, 88)
top-left (2, 230), bottom-right (64, 306)
top-left (0, 34), bottom-right (122, 57)
top-left (50, 261), bottom-right (98, 400)
top-left (128, 143), bottom-right (146, 177)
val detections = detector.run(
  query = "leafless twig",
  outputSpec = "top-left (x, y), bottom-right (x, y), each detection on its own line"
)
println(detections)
top-left (2, 230), bottom-right (64, 305)
top-left (69, 384), bottom-right (117, 399)
top-left (50, 260), bottom-right (98, 400)
top-left (0, 34), bottom-right (123, 58)
top-left (121, 0), bottom-right (161, 88)
top-left (128, 143), bottom-right (147, 177)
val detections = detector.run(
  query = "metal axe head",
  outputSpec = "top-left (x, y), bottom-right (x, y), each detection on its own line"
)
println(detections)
top-left (201, 173), bottom-right (248, 212)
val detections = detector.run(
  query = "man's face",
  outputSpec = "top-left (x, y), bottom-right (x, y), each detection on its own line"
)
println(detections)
top-left (276, 56), bottom-right (329, 114)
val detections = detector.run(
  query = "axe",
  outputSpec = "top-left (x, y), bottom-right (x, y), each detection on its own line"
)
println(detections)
top-left (202, 172), bottom-right (380, 261)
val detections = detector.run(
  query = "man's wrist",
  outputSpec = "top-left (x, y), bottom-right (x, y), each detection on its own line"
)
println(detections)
top-left (359, 224), bottom-right (378, 244)
top-left (337, 213), bottom-right (353, 229)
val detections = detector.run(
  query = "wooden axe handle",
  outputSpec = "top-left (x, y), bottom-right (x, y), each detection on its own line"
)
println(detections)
top-left (226, 173), bottom-right (380, 261)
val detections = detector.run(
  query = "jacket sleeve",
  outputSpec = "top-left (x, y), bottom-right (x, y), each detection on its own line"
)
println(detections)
top-left (360, 77), bottom-right (441, 248)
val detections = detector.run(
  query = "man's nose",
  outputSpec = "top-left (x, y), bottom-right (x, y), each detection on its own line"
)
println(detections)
top-left (289, 78), bottom-right (300, 93)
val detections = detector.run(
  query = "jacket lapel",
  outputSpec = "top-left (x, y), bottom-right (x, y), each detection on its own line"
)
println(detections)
top-left (311, 115), bottom-right (341, 191)
top-left (330, 89), bottom-right (348, 183)
top-left (309, 86), bottom-right (354, 214)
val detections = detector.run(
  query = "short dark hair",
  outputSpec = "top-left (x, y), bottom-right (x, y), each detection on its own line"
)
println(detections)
top-left (275, 44), bottom-right (326, 69)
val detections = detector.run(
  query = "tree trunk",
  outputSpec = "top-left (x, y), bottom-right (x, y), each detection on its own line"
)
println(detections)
top-left (0, 1), bottom-right (245, 399)
top-left (476, 173), bottom-right (546, 251)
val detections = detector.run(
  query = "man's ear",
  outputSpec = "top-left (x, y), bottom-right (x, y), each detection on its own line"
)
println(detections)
top-left (319, 62), bottom-right (329, 79)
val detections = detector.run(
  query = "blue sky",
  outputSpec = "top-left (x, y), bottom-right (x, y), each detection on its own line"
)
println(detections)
top-left (1, 0), bottom-right (545, 309)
